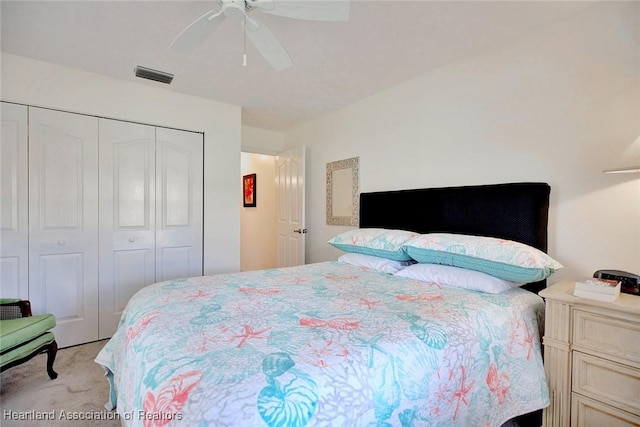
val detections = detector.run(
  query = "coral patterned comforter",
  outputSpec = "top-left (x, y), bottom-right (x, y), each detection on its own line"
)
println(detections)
top-left (95, 261), bottom-right (548, 426)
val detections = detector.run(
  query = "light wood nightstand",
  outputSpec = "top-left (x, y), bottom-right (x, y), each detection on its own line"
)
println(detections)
top-left (539, 280), bottom-right (640, 427)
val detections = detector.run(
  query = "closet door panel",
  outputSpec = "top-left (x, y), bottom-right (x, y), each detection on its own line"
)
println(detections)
top-left (155, 128), bottom-right (203, 281)
top-left (99, 119), bottom-right (156, 339)
top-left (28, 107), bottom-right (99, 348)
top-left (40, 253), bottom-right (83, 318)
top-left (0, 103), bottom-right (28, 299)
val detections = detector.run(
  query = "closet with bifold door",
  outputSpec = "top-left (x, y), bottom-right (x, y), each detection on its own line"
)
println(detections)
top-left (0, 102), bottom-right (204, 348)
top-left (98, 119), bottom-right (203, 339)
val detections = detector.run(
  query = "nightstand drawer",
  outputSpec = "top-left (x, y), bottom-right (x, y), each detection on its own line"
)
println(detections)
top-left (571, 393), bottom-right (640, 427)
top-left (572, 310), bottom-right (640, 366)
top-left (572, 352), bottom-right (640, 415)
top-left (571, 394), bottom-right (640, 427)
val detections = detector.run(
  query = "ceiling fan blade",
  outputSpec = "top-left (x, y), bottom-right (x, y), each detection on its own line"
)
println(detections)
top-left (244, 17), bottom-right (293, 71)
top-left (253, 0), bottom-right (350, 22)
top-left (170, 10), bottom-right (225, 51)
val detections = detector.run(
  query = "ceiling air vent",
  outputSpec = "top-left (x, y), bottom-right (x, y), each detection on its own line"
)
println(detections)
top-left (134, 66), bottom-right (174, 84)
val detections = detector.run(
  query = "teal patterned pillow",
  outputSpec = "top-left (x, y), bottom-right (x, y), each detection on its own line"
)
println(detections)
top-left (403, 233), bottom-right (563, 282)
top-left (328, 228), bottom-right (418, 261)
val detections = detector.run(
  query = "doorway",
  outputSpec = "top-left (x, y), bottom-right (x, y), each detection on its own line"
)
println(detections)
top-left (240, 152), bottom-right (277, 271)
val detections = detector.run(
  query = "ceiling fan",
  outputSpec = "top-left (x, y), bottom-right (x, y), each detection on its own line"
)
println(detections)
top-left (170, 0), bottom-right (350, 71)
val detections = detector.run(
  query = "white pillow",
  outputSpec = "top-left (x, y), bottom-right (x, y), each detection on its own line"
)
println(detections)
top-left (394, 263), bottom-right (522, 293)
top-left (338, 253), bottom-right (412, 274)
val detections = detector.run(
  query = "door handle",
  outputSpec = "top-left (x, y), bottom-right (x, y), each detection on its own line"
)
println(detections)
top-left (293, 228), bottom-right (308, 234)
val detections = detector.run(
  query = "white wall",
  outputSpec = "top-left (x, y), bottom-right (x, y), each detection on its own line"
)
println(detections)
top-left (242, 125), bottom-right (285, 154)
top-left (240, 152), bottom-right (277, 271)
top-left (1, 52), bottom-right (242, 274)
top-left (285, 2), bottom-right (640, 283)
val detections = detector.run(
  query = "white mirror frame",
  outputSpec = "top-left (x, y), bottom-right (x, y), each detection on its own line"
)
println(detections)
top-left (326, 157), bottom-right (359, 226)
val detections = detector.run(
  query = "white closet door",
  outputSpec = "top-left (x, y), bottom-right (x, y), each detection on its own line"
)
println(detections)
top-left (28, 107), bottom-right (99, 348)
top-left (155, 128), bottom-right (203, 281)
top-left (1, 102), bottom-right (29, 299)
top-left (98, 119), bottom-right (156, 339)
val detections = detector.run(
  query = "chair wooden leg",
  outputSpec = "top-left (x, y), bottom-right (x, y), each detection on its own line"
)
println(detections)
top-left (46, 340), bottom-right (58, 380)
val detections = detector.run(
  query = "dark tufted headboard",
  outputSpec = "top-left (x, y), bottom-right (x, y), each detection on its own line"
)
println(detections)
top-left (359, 182), bottom-right (551, 293)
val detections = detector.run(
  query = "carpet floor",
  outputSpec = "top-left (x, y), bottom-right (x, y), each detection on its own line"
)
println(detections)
top-left (1, 339), bottom-right (120, 427)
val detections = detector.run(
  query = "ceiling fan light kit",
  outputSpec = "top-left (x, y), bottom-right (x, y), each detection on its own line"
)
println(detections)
top-left (170, 0), bottom-right (350, 70)
top-left (222, 0), bottom-right (247, 18)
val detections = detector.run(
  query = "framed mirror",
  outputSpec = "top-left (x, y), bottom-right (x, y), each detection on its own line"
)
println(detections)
top-left (326, 157), bottom-right (359, 226)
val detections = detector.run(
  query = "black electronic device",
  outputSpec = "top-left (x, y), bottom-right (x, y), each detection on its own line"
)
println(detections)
top-left (593, 269), bottom-right (640, 296)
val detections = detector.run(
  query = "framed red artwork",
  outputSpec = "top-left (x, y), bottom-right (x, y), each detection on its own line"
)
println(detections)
top-left (243, 173), bottom-right (256, 207)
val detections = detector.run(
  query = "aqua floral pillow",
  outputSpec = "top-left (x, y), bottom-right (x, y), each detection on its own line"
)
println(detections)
top-left (328, 228), bottom-right (418, 261)
top-left (403, 233), bottom-right (563, 282)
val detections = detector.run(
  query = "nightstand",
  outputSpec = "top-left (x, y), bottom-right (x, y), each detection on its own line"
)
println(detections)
top-left (539, 280), bottom-right (640, 427)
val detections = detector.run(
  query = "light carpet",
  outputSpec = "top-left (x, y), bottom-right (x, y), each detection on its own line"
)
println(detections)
top-left (1, 339), bottom-right (120, 427)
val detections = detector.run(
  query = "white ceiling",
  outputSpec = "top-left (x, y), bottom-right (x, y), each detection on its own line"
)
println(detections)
top-left (1, 1), bottom-right (597, 131)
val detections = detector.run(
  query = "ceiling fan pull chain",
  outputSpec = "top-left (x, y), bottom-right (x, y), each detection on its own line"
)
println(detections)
top-left (243, 15), bottom-right (248, 67)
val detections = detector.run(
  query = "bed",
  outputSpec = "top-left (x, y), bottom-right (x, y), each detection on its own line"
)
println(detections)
top-left (96, 182), bottom-right (554, 426)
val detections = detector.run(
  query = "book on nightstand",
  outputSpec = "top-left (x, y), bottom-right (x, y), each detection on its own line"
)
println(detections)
top-left (573, 277), bottom-right (621, 302)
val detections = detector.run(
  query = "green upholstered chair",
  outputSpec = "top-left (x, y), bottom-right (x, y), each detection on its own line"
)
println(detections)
top-left (0, 299), bottom-right (58, 379)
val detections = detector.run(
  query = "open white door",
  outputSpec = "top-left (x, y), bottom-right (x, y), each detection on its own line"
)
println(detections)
top-left (276, 147), bottom-right (306, 267)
